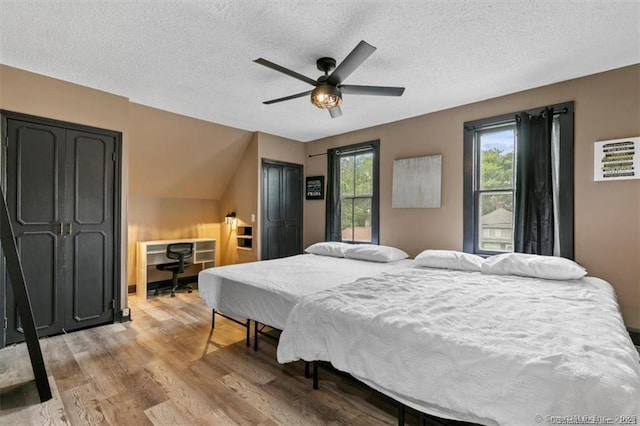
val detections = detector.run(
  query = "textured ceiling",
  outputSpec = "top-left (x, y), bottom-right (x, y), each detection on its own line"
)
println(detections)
top-left (1, 1), bottom-right (639, 142)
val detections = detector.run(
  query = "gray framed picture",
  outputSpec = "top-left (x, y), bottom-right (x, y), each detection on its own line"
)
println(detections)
top-left (392, 154), bottom-right (442, 208)
top-left (306, 176), bottom-right (324, 200)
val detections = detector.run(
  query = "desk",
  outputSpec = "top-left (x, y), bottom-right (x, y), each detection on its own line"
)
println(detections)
top-left (136, 238), bottom-right (215, 299)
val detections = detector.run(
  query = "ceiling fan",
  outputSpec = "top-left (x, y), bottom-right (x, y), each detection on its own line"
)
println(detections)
top-left (254, 40), bottom-right (405, 118)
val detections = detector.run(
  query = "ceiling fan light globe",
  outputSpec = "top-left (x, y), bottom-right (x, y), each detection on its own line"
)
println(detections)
top-left (311, 85), bottom-right (342, 109)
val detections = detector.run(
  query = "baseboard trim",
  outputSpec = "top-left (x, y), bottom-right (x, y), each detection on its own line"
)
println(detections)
top-left (628, 327), bottom-right (640, 346)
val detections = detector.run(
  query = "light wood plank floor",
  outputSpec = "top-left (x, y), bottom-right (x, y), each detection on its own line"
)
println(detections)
top-left (0, 290), bottom-right (436, 425)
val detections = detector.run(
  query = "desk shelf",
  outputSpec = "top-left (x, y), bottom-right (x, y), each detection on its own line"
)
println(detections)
top-left (136, 238), bottom-right (216, 299)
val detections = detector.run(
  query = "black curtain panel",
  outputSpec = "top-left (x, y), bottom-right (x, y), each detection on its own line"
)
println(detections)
top-left (514, 108), bottom-right (554, 255)
top-left (325, 148), bottom-right (342, 241)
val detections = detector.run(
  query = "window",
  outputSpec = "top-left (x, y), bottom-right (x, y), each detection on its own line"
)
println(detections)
top-left (463, 102), bottom-right (574, 258)
top-left (326, 140), bottom-right (379, 244)
top-left (476, 123), bottom-right (515, 253)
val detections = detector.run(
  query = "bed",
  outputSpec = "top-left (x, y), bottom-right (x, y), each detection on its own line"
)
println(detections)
top-left (277, 251), bottom-right (640, 425)
top-left (198, 242), bottom-right (414, 343)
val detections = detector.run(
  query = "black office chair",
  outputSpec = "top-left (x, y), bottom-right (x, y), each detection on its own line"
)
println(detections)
top-left (155, 242), bottom-right (194, 297)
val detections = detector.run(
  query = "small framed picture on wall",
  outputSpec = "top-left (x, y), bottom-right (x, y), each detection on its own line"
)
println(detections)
top-left (305, 176), bottom-right (324, 200)
top-left (594, 136), bottom-right (639, 181)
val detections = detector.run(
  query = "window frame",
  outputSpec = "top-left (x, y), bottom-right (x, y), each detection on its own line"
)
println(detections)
top-left (474, 122), bottom-right (516, 254)
top-left (463, 101), bottom-right (574, 258)
top-left (326, 140), bottom-right (380, 244)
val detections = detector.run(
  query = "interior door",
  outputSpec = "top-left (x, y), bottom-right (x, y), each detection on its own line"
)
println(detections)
top-left (64, 129), bottom-right (115, 332)
top-left (262, 162), bottom-right (283, 260)
top-left (281, 165), bottom-right (302, 258)
top-left (5, 119), bottom-right (67, 342)
top-left (261, 160), bottom-right (303, 260)
top-left (3, 116), bottom-right (117, 344)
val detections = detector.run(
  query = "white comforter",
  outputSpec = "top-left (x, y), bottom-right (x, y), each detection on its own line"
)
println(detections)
top-left (278, 267), bottom-right (640, 425)
top-left (198, 254), bottom-right (413, 329)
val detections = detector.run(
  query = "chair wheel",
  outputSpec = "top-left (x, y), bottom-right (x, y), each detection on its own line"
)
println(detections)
top-left (171, 293), bottom-right (176, 298)
top-left (188, 289), bottom-right (192, 293)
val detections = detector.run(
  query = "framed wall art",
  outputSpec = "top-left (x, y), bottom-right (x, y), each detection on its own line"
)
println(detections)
top-left (594, 137), bottom-right (639, 181)
top-left (305, 176), bottom-right (324, 200)
top-left (392, 154), bottom-right (442, 208)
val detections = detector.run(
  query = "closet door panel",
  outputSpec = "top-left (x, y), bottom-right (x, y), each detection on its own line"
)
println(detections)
top-left (5, 119), bottom-right (66, 344)
top-left (282, 166), bottom-right (302, 258)
top-left (11, 233), bottom-right (62, 334)
top-left (11, 123), bottom-right (61, 225)
top-left (70, 231), bottom-right (108, 322)
top-left (72, 134), bottom-right (109, 224)
top-left (65, 130), bottom-right (115, 330)
top-left (262, 163), bottom-right (283, 260)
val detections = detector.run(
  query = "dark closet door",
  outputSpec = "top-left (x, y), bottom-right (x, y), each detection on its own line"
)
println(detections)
top-left (5, 119), bottom-right (67, 340)
top-left (64, 129), bottom-right (115, 332)
top-left (262, 160), bottom-right (303, 260)
top-left (281, 165), bottom-right (302, 258)
top-left (4, 118), bottom-right (116, 344)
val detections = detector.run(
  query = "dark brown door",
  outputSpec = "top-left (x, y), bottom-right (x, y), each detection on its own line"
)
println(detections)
top-left (262, 160), bottom-right (303, 260)
top-left (4, 117), bottom-right (117, 344)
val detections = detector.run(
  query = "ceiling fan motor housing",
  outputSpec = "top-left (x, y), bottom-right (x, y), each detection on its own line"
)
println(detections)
top-left (316, 57), bottom-right (337, 74)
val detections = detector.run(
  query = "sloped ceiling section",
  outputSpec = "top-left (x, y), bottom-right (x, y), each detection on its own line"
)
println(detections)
top-left (128, 103), bottom-right (253, 200)
top-left (1, 1), bottom-right (638, 142)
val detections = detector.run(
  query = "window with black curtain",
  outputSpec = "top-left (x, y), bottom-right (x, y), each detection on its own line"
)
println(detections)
top-left (463, 101), bottom-right (574, 259)
top-left (326, 140), bottom-right (380, 244)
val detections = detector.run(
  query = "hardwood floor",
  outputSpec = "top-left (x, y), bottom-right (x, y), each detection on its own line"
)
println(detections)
top-left (0, 290), bottom-right (418, 425)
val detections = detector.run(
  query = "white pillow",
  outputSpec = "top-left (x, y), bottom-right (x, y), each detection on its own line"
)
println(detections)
top-left (415, 250), bottom-right (484, 272)
top-left (305, 241), bottom-right (351, 258)
top-left (482, 252), bottom-right (587, 280)
top-left (344, 244), bottom-right (409, 263)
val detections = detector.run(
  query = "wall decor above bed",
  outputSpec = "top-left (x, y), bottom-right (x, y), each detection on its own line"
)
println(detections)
top-left (392, 154), bottom-right (442, 208)
top-left (594, 136), bottom-right (639, 181)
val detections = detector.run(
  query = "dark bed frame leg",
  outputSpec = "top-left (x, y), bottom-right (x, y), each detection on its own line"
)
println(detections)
top-left (253, 321), bottom-right (259, 351)
top-left (397, 402), bottom-right (405, 426)
top-left (304, 361), bottom-right (311, 378)
top-left (312, 361), bottom-right (319, 390)
top-left (419, 412), bottom-right (427, 426)
top-left (211, 310), bottom-right (255, 348)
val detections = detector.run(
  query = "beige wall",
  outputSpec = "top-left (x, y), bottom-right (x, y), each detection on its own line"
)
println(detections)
top-left (127, 103), bottom-right (253, 282)
top-left (219, 134), bottom-right (260, 266)
top-left (258, 131), bottom-right (307, 166)
top-left (218, 131), bottom-right (306, 265)
top-left (304, 64), bottom-right (640, 328)
top-left (128, 103), bottom-right (252, 200)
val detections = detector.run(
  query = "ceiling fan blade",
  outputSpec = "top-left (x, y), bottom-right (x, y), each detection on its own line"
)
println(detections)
top-left (263, 90), bottom-right (313, 105)
top-left (340, 85), bottom-right (405, 97)
top-left (327, 40), bottom-right (376, 85)
top-left (254, 58), bottom-right (317, 86)
top-left (328, 106), bottom-right (342, 118)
